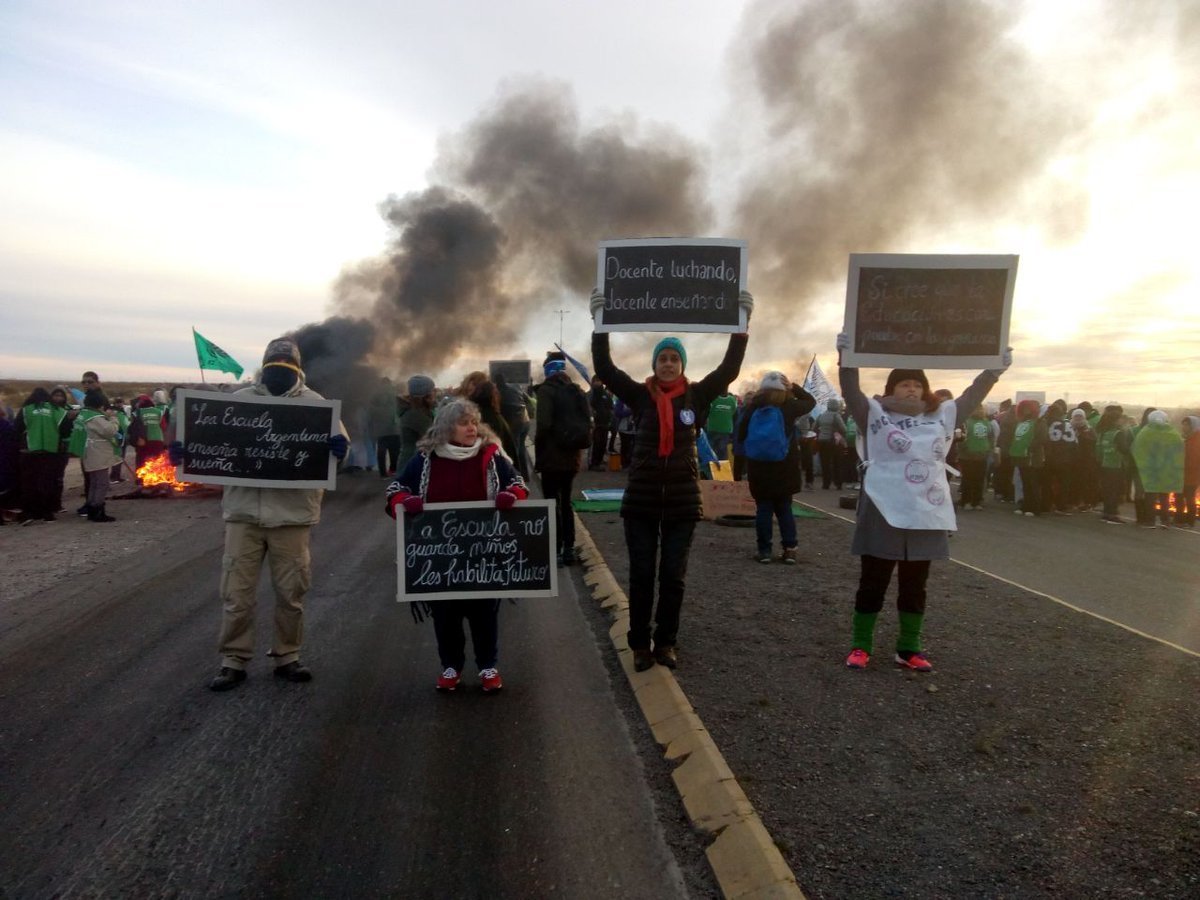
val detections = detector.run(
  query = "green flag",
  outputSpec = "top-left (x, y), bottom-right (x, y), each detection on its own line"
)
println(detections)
top-left (193, 328), bottom-right (245, 380)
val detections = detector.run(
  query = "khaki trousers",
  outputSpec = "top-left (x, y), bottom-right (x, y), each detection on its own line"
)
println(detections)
top-left (218, 522), bottom-right (312, 670)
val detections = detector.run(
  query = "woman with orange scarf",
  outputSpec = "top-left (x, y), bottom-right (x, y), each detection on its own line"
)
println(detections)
top-left (590, 289), bottom-right (753, 671)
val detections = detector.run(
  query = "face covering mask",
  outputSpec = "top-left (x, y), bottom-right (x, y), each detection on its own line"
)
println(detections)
top-left (262, 365), bottom-right (299, 396)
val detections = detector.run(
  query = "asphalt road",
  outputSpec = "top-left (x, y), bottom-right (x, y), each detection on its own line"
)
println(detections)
top-left (0, 476), bottom-right (694, 899)
top-left (798, 487), bottom-right (1200, 655)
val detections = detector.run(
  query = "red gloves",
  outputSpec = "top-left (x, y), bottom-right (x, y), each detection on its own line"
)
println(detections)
top-left (387, 493), bottom-right (424, 519)
top-left (495, 491), bottom-right (517, 510)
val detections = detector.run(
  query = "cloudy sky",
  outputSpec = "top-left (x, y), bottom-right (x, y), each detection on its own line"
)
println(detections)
top-left (1, 0), bottom-right (1196, 407)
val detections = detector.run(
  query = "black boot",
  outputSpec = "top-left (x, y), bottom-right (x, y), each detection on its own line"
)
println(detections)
top-left (89, 504), bottom-right (116, 523)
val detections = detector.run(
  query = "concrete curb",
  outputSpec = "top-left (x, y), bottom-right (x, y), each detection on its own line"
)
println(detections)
top-left (574, 520), bottom-right (805, 900)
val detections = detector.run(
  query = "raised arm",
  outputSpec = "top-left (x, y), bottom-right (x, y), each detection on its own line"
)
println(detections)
top-left (591, 331), bottom-right (645, 408)
top-left (955, 347), bottom-right (1012, 427)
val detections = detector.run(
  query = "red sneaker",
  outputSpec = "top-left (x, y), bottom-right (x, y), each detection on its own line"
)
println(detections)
top-left (436, 667), bottom-right (460, 691)
top-left (845, 649), bottom-right (870, 669)
top-left (895, 652), bottom-right (933, 672)
top-left (479, 667), bottom-right (503, 693)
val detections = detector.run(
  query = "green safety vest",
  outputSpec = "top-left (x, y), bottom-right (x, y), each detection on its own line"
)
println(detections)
top-left (138, 407), bottom-right (164, 442)
top-left (68, 409), bottom-right (103, 457)
top-left (22, 403), bottom-right (64, 453)
top-left (1096, 427), bottom-right (1126, 470)
top-left (844, 417), bottom-right (857, 447)
top-left (706, 394), bottom-right (736, 434)
top-left (963, 417), bottom-right (992, 454)
top-left (1008, 419), bottom-right (1036, 459)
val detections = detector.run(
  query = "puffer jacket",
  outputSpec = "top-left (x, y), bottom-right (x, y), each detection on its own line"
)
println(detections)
top-left (593, 332), bottom-right (747, 521)
top-left (221, 380), bottom-right (346, 528)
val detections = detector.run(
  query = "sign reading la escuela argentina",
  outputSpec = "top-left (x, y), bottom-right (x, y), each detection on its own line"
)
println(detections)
top-left (175, 389), bottom-right (341, 489)
top-left (842, 253), bottom-right (1018, 370)
top-left (396, 500), bottom-right (558, 602)
top-left (595, 238), bottom-right (748, 333)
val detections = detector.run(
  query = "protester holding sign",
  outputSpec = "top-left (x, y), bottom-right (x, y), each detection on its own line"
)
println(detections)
top-left (590, 288), bottom-right (753, 672)
top-left (176, 337), bottom-right (349, 692)
top-left (385, 399), bottom-right (529, 693)
top-left (836, 331), bottom-right (1011, 673)
top-left (735, 371), bottom-right (816, 564)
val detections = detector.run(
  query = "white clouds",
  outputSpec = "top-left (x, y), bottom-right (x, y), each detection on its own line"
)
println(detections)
top-left (0, 1), bottom-right (1196, 406)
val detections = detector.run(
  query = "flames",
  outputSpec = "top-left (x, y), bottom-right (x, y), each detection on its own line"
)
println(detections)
top-left (136, 453), bottom-right (194, 492)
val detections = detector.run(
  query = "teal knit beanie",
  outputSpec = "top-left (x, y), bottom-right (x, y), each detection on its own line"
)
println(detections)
top-left (651, 337), bottom-right (687, 373)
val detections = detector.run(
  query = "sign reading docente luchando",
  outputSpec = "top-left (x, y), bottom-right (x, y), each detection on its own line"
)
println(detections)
top-left (842, 253), bottom-right (1018, 369)
top-left (175, 389), bottom-right (341, 489)
top-left (595, 238), bottom-right (748, 333)
top-left (396, 500), bottom-right (558, 602)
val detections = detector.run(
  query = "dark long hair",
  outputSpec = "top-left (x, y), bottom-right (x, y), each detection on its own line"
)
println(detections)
top-left (22, 387), bottom-right (51, 407)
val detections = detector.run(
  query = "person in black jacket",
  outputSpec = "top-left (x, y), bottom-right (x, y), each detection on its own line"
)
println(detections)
top-left (587, 376), bottom-right (614, 470)
top-left (534, 352), bottom-right (589, 565)
top-left (736, 371), bottom-right (816, 564)
top-left (590, 288), bottom-right (753, 671)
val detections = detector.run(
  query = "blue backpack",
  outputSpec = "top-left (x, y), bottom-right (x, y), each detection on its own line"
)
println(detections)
top-left (744, 405), bottom-right (789, 462)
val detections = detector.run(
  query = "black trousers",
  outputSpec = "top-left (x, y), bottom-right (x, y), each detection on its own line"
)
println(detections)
top-left (431, 598), bottom-right (500, 670)
top-left (1016, 462), bottom-right (1043, 513)
top-left (540, 470), bottom-right (577, 555)
top-left (623, 516), bottom-right (697, 650)
top-left (818, 441), bottom-right (842, 488)
top-left (376, 435), bottom-right (400, 475)
top-left (855, 555), bottom-right (931, 615)
top-left (959, 458), bottom-right (987, 506)
top-left (589, 426), bottom-right (609, 468)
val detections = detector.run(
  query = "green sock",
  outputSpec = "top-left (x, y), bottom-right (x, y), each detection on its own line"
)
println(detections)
top-left (897, 611), bottom-right (925, 655)
top-left (851, 611), bottom-right (879, 654)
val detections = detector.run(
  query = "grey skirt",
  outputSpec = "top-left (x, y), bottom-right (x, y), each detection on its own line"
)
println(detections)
top-left (850, 492), bottom-right (951, 561)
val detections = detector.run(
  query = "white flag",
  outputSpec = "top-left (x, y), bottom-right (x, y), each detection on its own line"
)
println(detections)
top-left (803, 356), bottom-right (840, 408)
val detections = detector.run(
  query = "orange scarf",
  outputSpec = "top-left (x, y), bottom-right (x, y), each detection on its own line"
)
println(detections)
top-left (645, 376), bottom-right (688, 457)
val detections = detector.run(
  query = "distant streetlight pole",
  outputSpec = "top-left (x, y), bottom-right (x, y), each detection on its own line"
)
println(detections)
top-left (554, 309), bottom-right (570, 348)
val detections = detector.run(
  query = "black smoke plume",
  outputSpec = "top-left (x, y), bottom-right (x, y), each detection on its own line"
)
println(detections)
top-left (294, 79), bottom-right (710, 410)
top-left (730, 0), bottom-right (1089, 370)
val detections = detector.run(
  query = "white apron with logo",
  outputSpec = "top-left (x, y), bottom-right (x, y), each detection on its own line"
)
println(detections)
top-left (859, 397), bottom-right (958, 531)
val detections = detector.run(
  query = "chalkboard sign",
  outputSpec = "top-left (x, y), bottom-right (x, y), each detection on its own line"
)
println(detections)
top-left (396, 500), bottom-right (558, 601)
top-left (842, 253), bottom-right (1017, 369)
top-left (595, 238), bottom-right (748, 333)
top-left (488, 359), bottom-right (532, 386)
top-left (175, 389), bottom-right (341, 489)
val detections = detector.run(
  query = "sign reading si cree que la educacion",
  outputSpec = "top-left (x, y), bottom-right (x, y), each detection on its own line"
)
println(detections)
top-left (396, 500), bottom-right (558, 602)
top-left (842, 253), bottom-right (1018, 370)
top-left (595, 238), bottom-right (748, 333)
top-left (175, 389), bottom-right (341, 489)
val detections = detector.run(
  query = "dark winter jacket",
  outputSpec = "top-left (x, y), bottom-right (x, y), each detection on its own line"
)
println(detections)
top-left (592, 332), bottom-right (747, 521)
top-left (533, 373), bottom-right (587, 474)
top-left (736, 385), bottom-right (817, 501)
top-left (396, 398), bottom-right (434, 471)
top-left (589, 386), bottom-right (614, 430)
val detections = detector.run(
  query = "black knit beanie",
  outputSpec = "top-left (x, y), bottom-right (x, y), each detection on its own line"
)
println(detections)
top-left (885, 369), bottom-right (930, 395)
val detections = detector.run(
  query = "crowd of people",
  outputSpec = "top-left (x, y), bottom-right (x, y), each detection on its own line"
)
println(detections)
top-left (4, 320), bottom-right (1195, 693)
top-left (0, 371), bottom-right (179, 525)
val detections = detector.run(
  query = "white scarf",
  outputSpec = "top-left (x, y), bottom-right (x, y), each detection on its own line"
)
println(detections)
top-left (434, 439), bottom-right (482, 461)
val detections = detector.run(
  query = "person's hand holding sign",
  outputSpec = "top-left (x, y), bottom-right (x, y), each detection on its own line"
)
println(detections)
top-left (987, 347), bottom-right (1014, 378)
top-left (495, 490), bottom-right (517, 510)
top-left (328, 434), bottom-right (349, 460)
top-left (589, 288), bottom-right (605, 319)
top-left (738, 290), bottom-right (754, 328)
top-left (387, 493), bottom-right (424, 519)
top-left (168, 440), bottom-right (187, 465)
